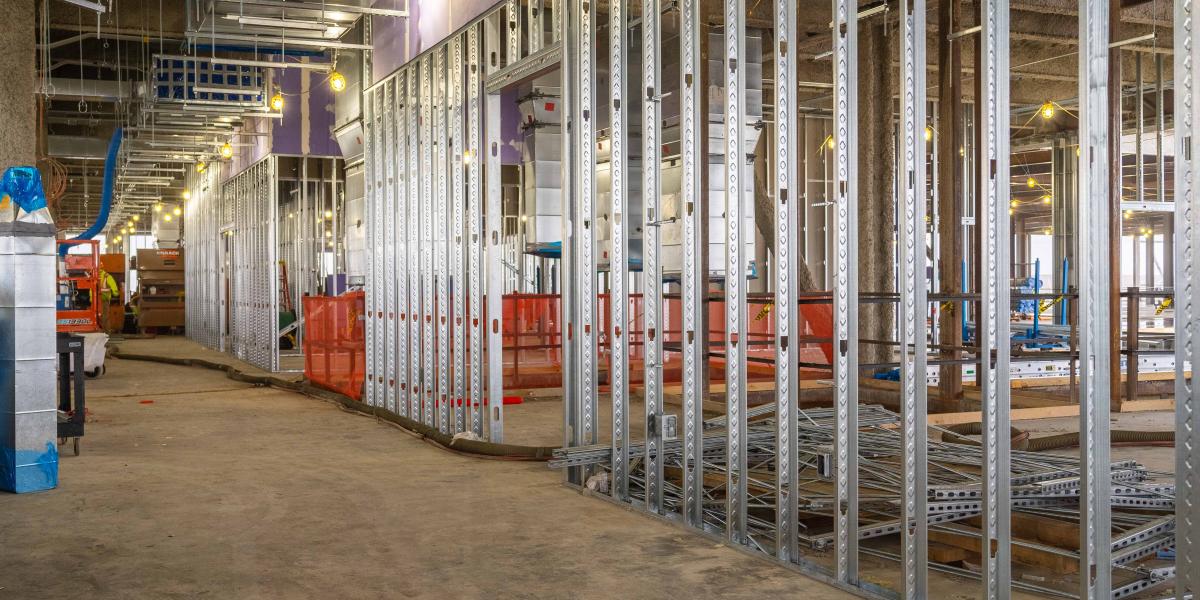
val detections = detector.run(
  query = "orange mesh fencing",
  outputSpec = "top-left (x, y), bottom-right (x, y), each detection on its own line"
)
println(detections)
top-left (303, 291), bottom-right (366, 400)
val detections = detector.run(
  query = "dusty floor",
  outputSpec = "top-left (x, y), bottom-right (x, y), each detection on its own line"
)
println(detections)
top-left (0, 339), bottom-right (857, 600)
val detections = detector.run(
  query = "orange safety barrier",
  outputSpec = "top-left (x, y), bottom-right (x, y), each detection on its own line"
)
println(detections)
top-left (303, 291), bottom-right (365, 400)
top-left (321, 291), bottom-right (837, 396)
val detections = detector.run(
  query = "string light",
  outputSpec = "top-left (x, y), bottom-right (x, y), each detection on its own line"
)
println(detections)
top-left (324, 210), bottom-right (333, 219)
top-left (196, 161), bottom-right (207, 173)
top-left (1042, 194), bottom-right (1052, 205)
top-left (164, 214), bottom-right (173, 223)
top-left (1026, 177), bottom-right (1037, 189)
top-left (154, 203), bottom-right (163, 213)
top-left (271, 92), bottom-right (285, 112)
top-left (182, 190), bottom-right (191, 201)
top-left (220, 142), bottom-right (234, 159)
top-left (924, 126), bottom-right (933, 142)
top-left (1040, 101), bottom-right (1055, 120)
top-left (826, 135), bottom-right (835, 150)
top-left (172, 207), bottom-right (182, 217)
top-left (330, 71), bottom-right (347, 92)
top-left (132, 214), bottom-right (140, 222)
top-left (1010, 199), bottom-right (1019, 208)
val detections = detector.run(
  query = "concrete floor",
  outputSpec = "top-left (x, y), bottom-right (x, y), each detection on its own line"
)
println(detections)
top-left (0, 340), bottom-right (855, 600)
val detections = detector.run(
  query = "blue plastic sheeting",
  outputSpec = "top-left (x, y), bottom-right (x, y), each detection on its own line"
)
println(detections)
top-left (0, 441), bottom-right (59, 494)
top-left (0, 167), bottom-right (47, 213)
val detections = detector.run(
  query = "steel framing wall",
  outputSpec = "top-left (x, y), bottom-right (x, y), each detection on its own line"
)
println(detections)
top-left (363, 12), bottom-right (506, 440)
top-left (357, 1), bottom-right (1196, 598)
top-left (185, 156), bottom-right (343, 373)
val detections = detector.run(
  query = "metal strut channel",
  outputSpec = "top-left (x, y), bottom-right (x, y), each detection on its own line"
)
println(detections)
top-left (642, 0), bottom-right (665, 515)
top-left (1174, 0), bottom-right (1199, 595)
top-left (724, 0), bottom-right (749, 547)
top-left (979, 0), bottom-right (1012, 596)
top-left (832, 0), bottom-right (860, 583)
top-left (899, 0), bottom-right (929, 595)
top-left (679, 0), bottom-right (705, 530)
top-left (559, 0), bottom-right (579, 474)
top-left (773, 0), bottom-right (800, 563)
top-left (1079, 0), bottom-right (1113, 595)
top-left (610, 0), bottom-right (630, 502)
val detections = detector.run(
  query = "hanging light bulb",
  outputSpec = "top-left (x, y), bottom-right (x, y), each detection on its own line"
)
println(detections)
top-left (1040, 101), bottom-right (1055, 120)
top-left (1010, 199), bottom-right (1019, 208)
top-left (463, 149), bottom-right (473, 164)
top-left (172, 207), bottom-right (182, 217)
top-left (1026, 177), bottom-right (1038, 189)
top-left (132, 214), bottom-right (140, 222)
top-left (154, 203), bottom-right (164, 213)
top-left (924, 126), bottom-right (933, 142)
top-left (826, 135), bottom-right (835, 150)
top-left (325, 230), bottom-right (333, 238)
top-left (330, 71), bottom-right (347, 92)
top-left (1042, 194), bottom-right (1052, 205)
top-left (121, 227), bottom-right (128, 235)
top-left (220, 142), bottom-right (234, 159)
top-left (324, 209), bottom-right (333, 219)
top-left (164, 214), bottom-right (173, 223)
top-left (1008, 208), bottom-right (1014, 216)
top-left (1124, 210), bottom-right (1134, 218)
top-left (196, 161), bottom-right (207, 173)
top-left (271, 92), bottom-right (285, 112)
top-left (182, 190), bottom-right (191, 201)
top-left (1044, 227), bottom-right (1053, 235)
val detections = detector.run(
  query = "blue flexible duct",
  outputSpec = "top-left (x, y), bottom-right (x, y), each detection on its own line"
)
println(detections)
top-left (63, 127), bottom-right (122, 255)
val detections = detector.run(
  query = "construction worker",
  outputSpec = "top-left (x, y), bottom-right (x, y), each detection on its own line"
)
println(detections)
top-left (99, 268), bottom-right (119, 303)
top-left (99, 268), bottom-right (119, 330)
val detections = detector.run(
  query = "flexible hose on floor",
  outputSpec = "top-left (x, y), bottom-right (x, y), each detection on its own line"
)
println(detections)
top-left (108, 346), bottom-right (559, 460)
top-left (940, 422), bottom-right (1175, 451)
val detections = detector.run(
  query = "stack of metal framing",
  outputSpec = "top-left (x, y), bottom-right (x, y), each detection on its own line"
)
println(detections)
top-left (357, 0), bottom-right (1198, 597)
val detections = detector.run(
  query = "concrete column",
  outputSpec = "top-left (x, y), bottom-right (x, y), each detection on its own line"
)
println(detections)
top-left (857, 20), bottom-right (896, 372)
top-left (0, 1), bottom-right (36, 172)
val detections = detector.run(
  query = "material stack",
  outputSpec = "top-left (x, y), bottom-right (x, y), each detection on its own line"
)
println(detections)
top-left (135, 248), bottom-right (185, 332)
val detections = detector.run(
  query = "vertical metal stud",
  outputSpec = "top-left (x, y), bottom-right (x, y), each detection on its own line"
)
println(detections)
top-left (364, 88), bottom-right (378, 406)
top-left (435, 46), bottom-right (451, 435)
top-left (577, 0), bottom-right (598, 456)
top-left (1174, 0), bottom-right (1198, 594)
top-left (899, 0), bottom-right (929, 594)
top-left (422, 55), bottom-right (436, 427)
top-left (832, 0), bottom-right (860, 582)
top-left (560, 0), bottom-right (581, 475)
top-left (609, 0), bottom-right (630, 502)
top-left (385, 80), bottom-right (398, 413)
top-left (679, 0), bottom-right (704, 529)
top-left (468, 24), bottom-right (485, 437)
top-left (723, 0), bottom-right (748, 546)
top-left (408, 66), bottom-right (424, 421)
top-left (773, 0), bottom-right (799, 563)
top-left (980, 0), bottom-right (1013, 596)
top-left (1078, 0), bottom-right (1112, 595)
top-left (397, 70), bottom-right (411, 419)
top-left (452, 35), bottom-right (468, 435)
top-left (642, 0), bottom-right (664, 515)
top-left (485, 13), bottom-right (506, 443)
